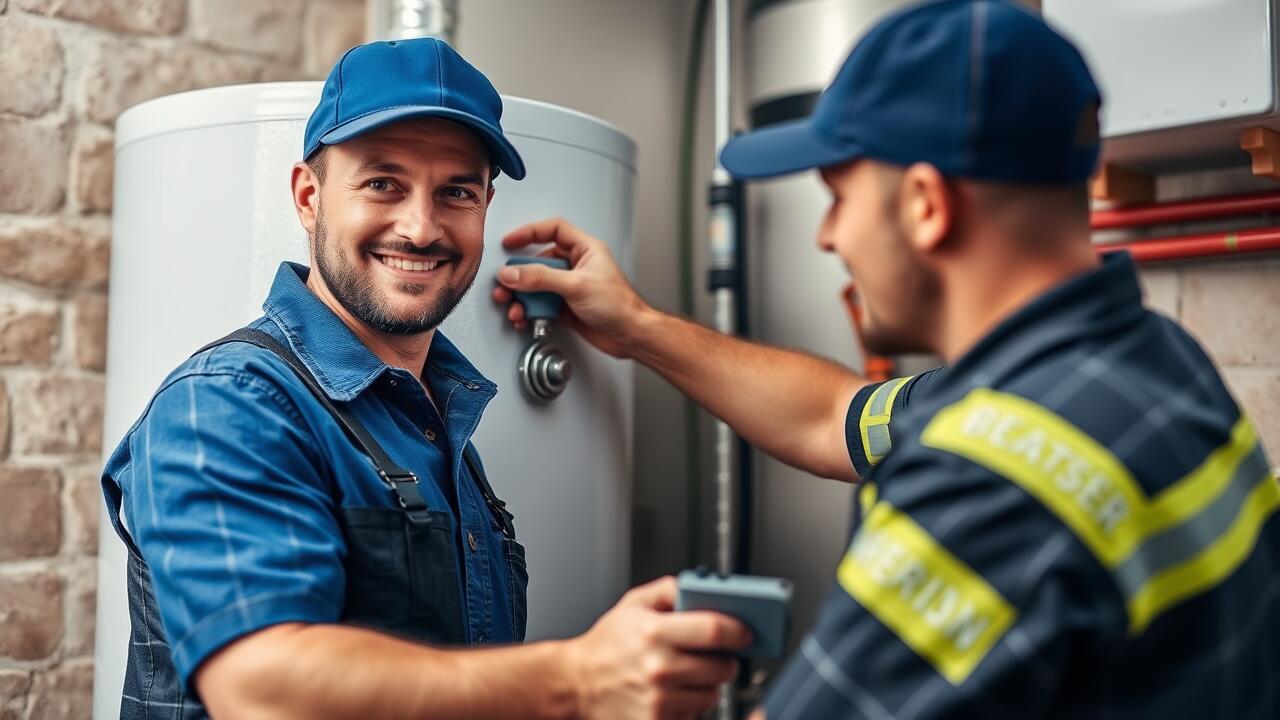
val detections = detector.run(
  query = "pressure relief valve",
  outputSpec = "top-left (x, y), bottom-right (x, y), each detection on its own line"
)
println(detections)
top-left (506, 256), bottom-right (573, 402)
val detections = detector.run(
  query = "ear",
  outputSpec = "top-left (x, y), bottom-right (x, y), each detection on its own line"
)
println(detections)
top-left (486, 184), bottom-right (496, 206)
top-left (291, 162), bottom-right (321, 236)
top-left (898, 162), bottom-right (952, 254)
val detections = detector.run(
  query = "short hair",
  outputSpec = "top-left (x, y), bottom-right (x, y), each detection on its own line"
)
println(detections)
top-left (304, 145), bottom-right (498, 188)
top-left (305, 146), bottom-right (328, 184)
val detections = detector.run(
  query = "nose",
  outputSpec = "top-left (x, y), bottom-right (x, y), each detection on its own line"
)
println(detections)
top-left (395, 196), bottom-right (445, 247)
top-left (816, 214), bottom-right (837, 253)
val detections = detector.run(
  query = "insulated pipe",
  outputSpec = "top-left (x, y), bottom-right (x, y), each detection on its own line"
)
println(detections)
top-left (1097, 225), bottom-right (1280, 262)
top-left (1090, 190), bottom-right (1280, 230)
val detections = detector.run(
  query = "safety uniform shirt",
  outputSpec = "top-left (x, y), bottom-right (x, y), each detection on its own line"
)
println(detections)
top-left (763, 252), bottom-right (1279, 719)
top-left (101, 262), bottom-right (528, 717)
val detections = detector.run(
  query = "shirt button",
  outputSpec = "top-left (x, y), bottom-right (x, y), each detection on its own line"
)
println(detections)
top-left (388, 378), bottom-right (397, 387)
top-left (425, 428), bottom-right (437, 442)
top-left (467, 531), bottom-right (478, 553)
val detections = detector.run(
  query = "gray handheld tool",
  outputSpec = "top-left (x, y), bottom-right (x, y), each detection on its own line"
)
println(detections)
top-left (675, 567), bottom-right (793, 659)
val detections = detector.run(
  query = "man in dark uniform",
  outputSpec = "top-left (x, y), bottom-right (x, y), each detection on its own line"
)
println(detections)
top-left (494, 1), bottom-right (1280, 716)
top-left (102, 38), bottom-right (748, 720)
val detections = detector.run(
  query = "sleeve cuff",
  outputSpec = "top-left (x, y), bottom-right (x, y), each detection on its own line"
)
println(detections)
top-left (846, 381), bottom-right (884, 479)
top-left (172, 589), bottom-right (341, 689)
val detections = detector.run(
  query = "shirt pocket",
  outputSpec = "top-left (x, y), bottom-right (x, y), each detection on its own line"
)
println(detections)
top-left (503, 536), bottom-right (530, 641)
top-left (338, 506), bottom-right (466, 645)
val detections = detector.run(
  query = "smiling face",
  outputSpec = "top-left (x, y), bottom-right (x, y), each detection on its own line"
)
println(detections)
top-left (295, 118), bottom-right (495, 336)
top-left (818, 159), bottom-right (941, 355)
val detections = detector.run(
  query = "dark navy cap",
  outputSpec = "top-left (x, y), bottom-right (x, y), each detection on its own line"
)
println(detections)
top-left (721, 0), bottom-right (1101, 184)
top-left (303, 37), bottom-right (526, 180)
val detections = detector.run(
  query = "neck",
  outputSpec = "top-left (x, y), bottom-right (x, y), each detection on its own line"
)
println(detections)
top-left (933, 236), bottom-right (1097, 362)
top-left (305, 271), bottom-right (435, 376)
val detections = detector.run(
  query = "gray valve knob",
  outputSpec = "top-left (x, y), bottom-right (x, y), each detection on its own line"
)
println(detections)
top-left (507, 256), bottom-right (573, 402)
top-left (519, 340), bottom-right (573, 401)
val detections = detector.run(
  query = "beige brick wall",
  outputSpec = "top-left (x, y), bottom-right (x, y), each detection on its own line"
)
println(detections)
top-left (0, 1), bottom-right (362, 716)
top-left (1140, 259), bottom-right (1280, 464)
top-left (1131, 168), bottom-right (1280, 467)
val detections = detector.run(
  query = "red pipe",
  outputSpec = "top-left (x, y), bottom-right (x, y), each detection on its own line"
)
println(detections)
top-left (1096, 225), bottom-right (1280, 262)
top-left (1091, 190), bottom-right (1280, 230)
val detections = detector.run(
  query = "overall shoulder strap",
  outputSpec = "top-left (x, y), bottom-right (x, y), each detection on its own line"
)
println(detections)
top-left (199, 327), bottom-right (432, 521)
top-left (462, 445), bottom-right (515, 538)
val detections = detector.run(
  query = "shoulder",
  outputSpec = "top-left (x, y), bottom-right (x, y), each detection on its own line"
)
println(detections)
top-left (112, 320), bottom-right (321, 463)
top-left (846, 367), bottom-right (947, 476)
top-left (154, 320), bottom-right (311, 414)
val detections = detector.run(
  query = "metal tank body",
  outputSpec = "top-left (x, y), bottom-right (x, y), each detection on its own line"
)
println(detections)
top-left (744, 0), bottom-right (916, 653)
top-left (92, 82), bottom-right (635, 718)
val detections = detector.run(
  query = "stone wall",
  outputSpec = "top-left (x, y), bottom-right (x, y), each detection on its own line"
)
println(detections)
top-left (0, 1), bottom-right (1278, 717)
top-left (0, 1), bottom-right (363, 716)
top-left (1133, 168), bottom-right (1280, 463)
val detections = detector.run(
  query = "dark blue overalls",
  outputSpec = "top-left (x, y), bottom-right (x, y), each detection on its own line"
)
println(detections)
top-left (103, 328), bottom-right (527, 718)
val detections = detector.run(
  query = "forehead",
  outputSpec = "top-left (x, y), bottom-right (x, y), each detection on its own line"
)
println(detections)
top-left (819, 158), bottom-right (864, 189)
top-left (329, 118), bottom-right (490, 173)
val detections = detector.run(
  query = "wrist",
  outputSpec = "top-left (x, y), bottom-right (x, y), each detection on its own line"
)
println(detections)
top-left (540, 639), bottom-right (584, 720)
top-left (620, 303), bottom-right (666, 357)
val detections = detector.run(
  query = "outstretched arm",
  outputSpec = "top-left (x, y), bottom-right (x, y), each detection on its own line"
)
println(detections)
top-left (494, 218), bottom-right (867, 482)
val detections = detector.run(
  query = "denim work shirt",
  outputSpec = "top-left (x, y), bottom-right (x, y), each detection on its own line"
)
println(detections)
top-left (102, 261), bottom-right (520, 687)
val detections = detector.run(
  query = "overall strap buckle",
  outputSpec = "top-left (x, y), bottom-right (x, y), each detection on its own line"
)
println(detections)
top-left (381, 470), bottom-right (428, 511)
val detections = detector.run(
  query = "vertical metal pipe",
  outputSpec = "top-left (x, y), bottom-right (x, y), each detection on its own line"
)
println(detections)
top-left (710, 0), bottom-right (736, 578)
top-left (713, 0), bottom-right (733, 184)
top-left (367, 0), bottom-right (458, 43)
top-left (710, 2), bottom-right (737, 717)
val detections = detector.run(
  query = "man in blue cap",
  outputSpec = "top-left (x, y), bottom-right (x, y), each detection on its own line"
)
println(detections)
top-left (496, 0), bottom-right (1280, 716)
top-left (103, 38), bottom-right (748, 720)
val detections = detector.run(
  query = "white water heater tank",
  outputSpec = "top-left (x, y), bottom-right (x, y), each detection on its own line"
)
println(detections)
top-left (93, 83), bottom-right (636, 718)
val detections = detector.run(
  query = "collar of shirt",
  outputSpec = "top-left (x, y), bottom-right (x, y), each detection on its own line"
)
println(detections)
top-left (946, 251), bottom-right (1145, 384)
top-left (260, 261), bottom-right (497, 403)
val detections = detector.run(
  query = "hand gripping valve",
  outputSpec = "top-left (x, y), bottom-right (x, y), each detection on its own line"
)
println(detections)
top-left (506, 257), bottom-right (573, 402)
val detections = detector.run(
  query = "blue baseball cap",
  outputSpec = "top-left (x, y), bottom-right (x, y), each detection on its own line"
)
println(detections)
top-left (721, 0), bottom-right (1101, 184)
top-left (303, 37), bottom-right (526, 180)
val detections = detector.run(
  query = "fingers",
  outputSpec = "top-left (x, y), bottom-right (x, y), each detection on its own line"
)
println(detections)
top-left (620, 576), bottom-right (678, 611)
top-left (652, 611), bottom-right (752, 653)
top-left (651, 652), bottom-right (739, 688)
top-left (656, 687), bottom-right (724, 718)
top-left (502, 217), bottom-right (597, 253)
top-left (496, 261), bottom-right (578, 297)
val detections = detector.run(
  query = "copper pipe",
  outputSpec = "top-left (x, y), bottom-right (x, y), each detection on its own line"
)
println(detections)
top-left (1096, 225), bottom-right (1280, 262)
top-left (1091, 190), bottom-right (1280, 230)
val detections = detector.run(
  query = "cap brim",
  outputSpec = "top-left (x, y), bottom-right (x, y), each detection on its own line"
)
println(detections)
top-left (315, 106), bottom-right (527, 181)
top-left (720, 118), bottom-right (861, 180)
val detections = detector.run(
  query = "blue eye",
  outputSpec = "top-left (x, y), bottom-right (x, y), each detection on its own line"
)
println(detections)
top-left (445, 187), bottom-right (477, 201)
top-left (367, 178), bottom-right (395, 192)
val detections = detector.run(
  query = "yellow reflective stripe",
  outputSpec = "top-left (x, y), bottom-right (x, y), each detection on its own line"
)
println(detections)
top-left (923, 389), bottom-right (1277, 633)
top-left (921, 388), bottom-right (1146, 565)
top-left (837, 500), bottom-right (1016, 685)
top-left (859, 480), bottom-right (878, 517)
top-left (859, 376), bottom-right (914, 466)
top-left (1139, 418), bottom-right (1257, 539)
top-left (1127, 470), bottom-right (1280, 634)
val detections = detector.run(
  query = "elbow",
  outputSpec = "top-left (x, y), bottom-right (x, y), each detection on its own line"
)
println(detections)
top-left (196, 624), bottom-right (309, 720)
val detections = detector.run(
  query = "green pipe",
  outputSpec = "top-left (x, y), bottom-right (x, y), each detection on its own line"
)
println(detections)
top-left (679, 0), bottom-right (711, 568)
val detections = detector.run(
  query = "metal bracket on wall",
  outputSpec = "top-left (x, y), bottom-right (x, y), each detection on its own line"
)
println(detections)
top-left (1241, 127), bottom-right (1280, 182)
top-left (1091, 162), bottom-right (1155, 206)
